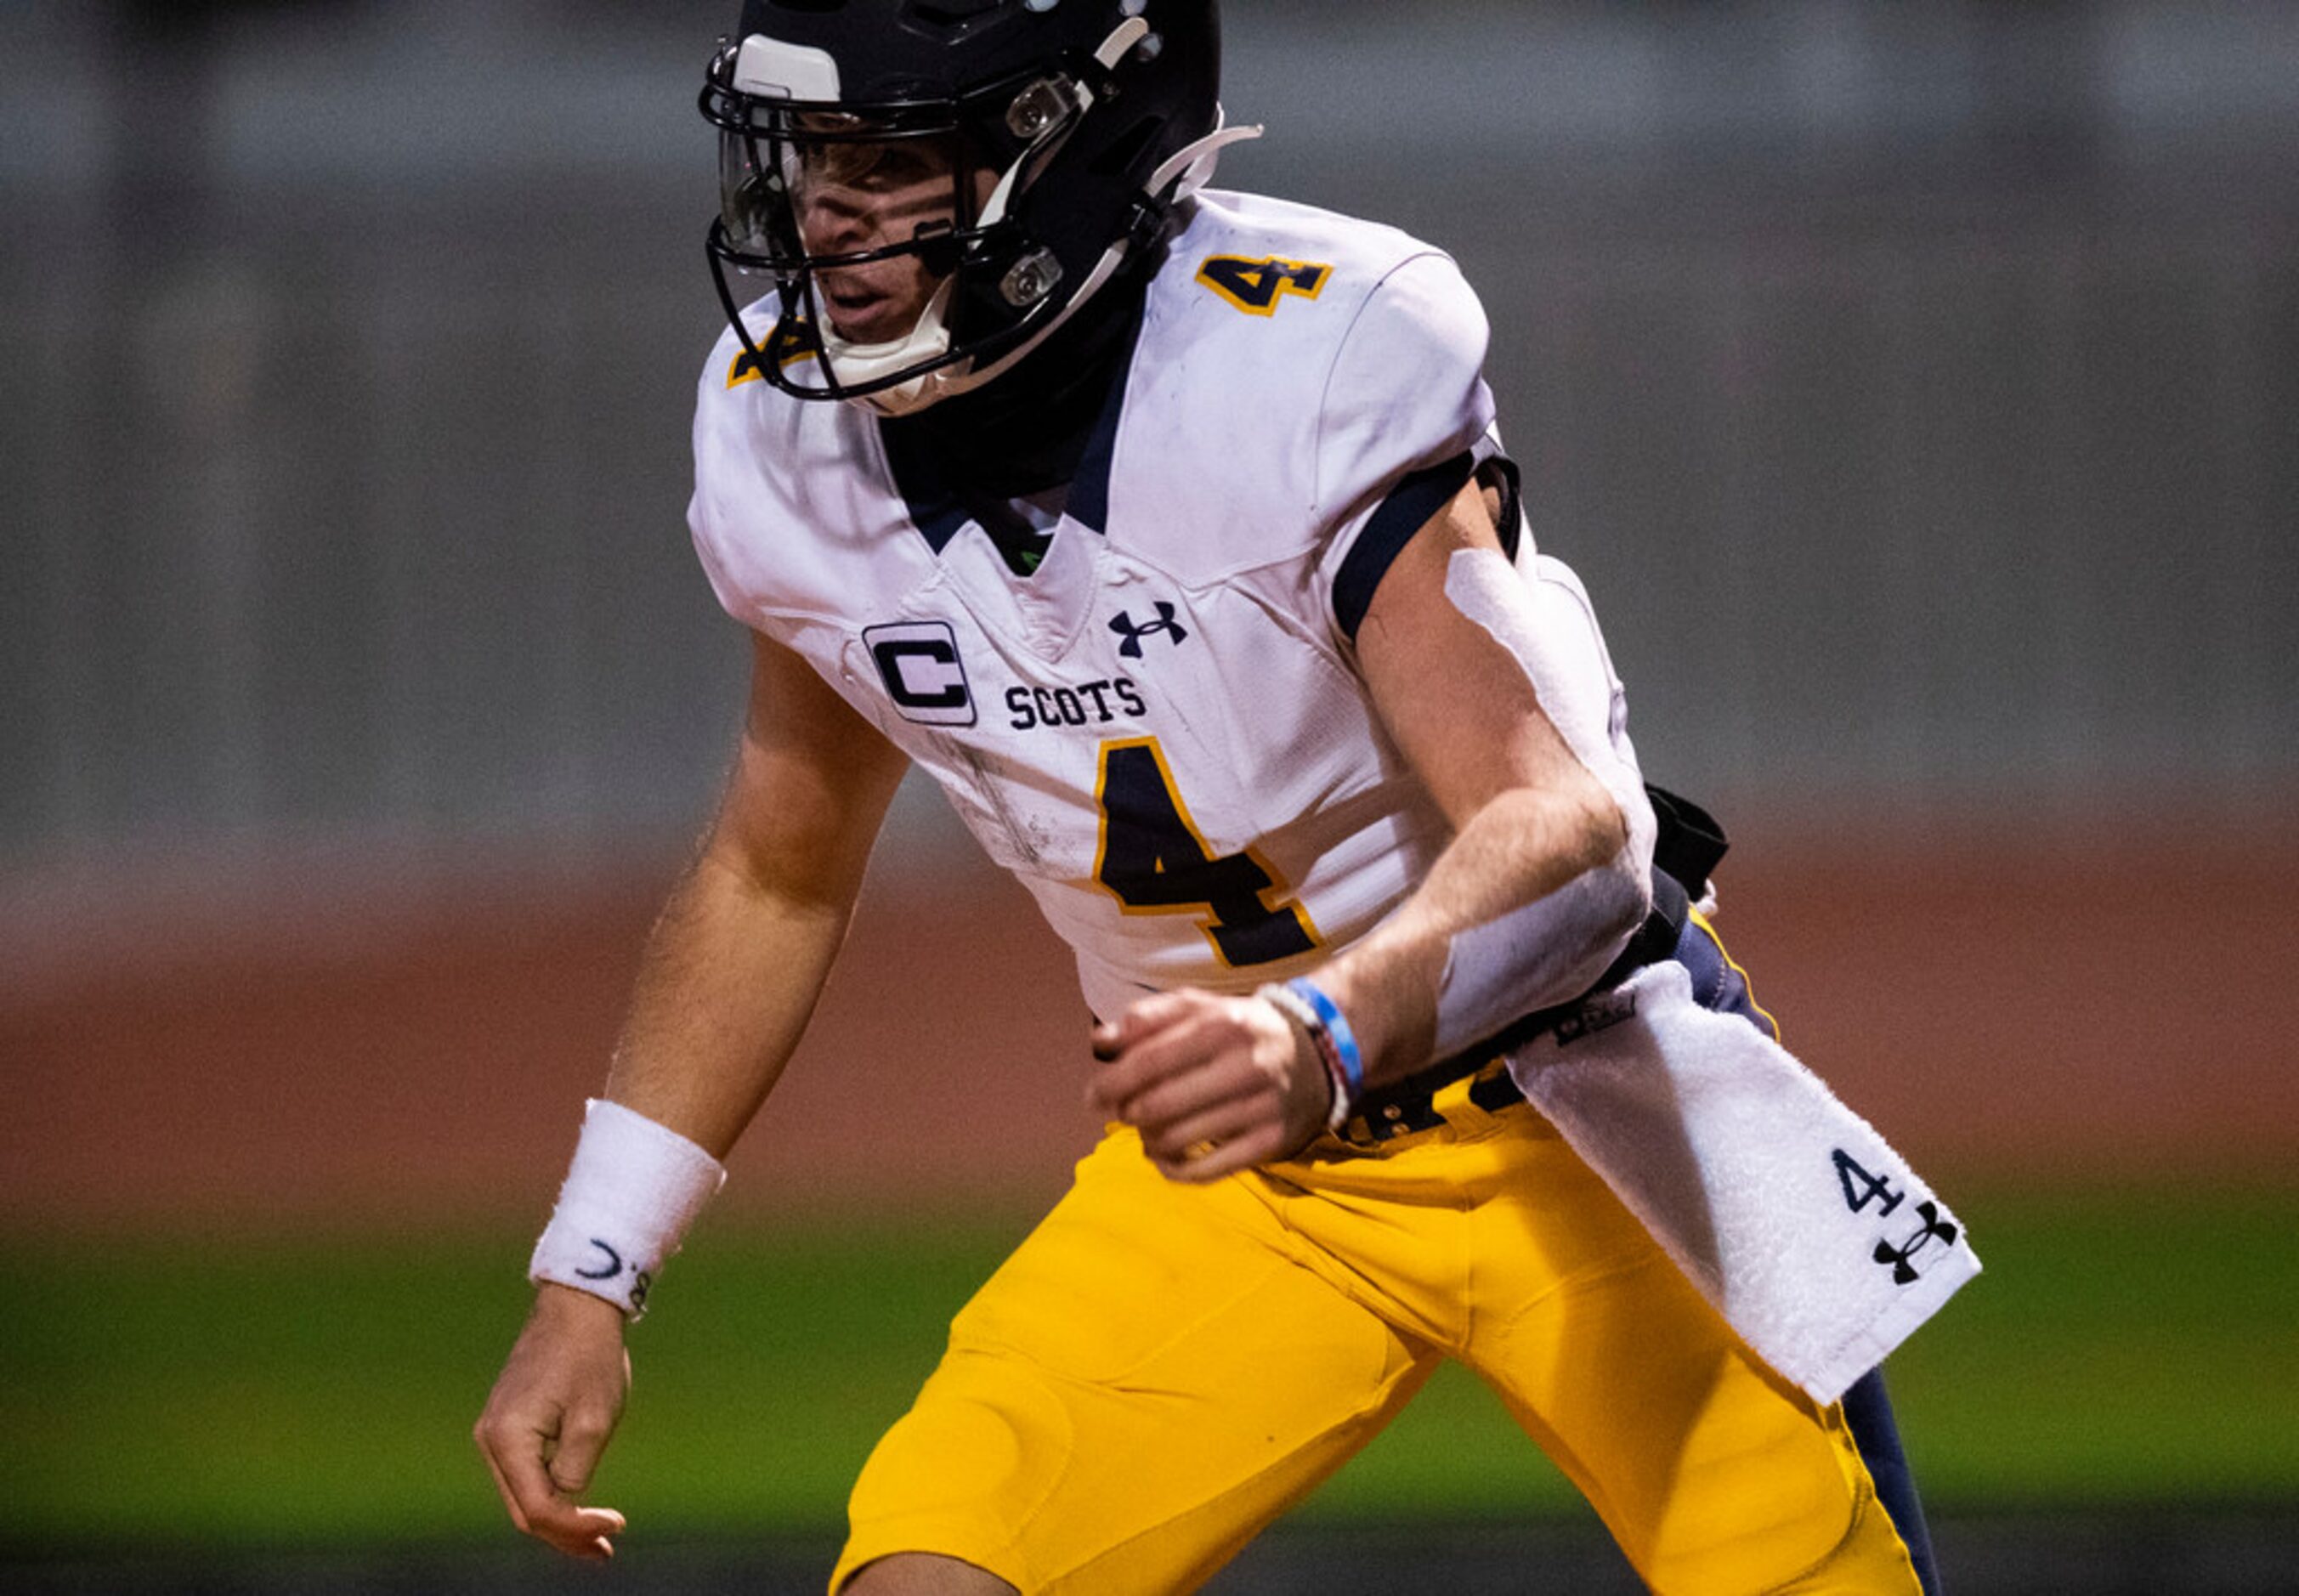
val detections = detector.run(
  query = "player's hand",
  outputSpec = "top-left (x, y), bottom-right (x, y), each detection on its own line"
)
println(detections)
top-left (1087, 989), bottom-right (1332, 1182)
top-left (473, 1282), bottom-right (633, 1560)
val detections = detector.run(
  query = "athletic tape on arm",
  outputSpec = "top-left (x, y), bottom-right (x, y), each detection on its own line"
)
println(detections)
top-left (529, 1098), bottom-right (728, 1320)
top-left (1427, 548), bottom-right (1658, 1059)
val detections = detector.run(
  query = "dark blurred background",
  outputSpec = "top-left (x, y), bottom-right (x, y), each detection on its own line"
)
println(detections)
top-left (5, 0), bottom-right (2293, 869)
top-left (3, 1), bottom-right (2296, 1586)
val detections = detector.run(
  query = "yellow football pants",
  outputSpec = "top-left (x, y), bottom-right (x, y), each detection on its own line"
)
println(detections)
top-left (833, 1076), bottom-right (1924, 1595)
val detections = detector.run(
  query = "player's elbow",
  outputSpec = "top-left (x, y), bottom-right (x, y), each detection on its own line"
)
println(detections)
top-left (1561, 778), bottom-right (1649, 957)
top-left (1493, 776), bottom-right (1649, 955)
top-left (1549, 764), bottom-right (1636, 892)
top-left (1583, 778), bottom-right (1633, 875)
top-left (1575, 852), bottom-right (1648, 966)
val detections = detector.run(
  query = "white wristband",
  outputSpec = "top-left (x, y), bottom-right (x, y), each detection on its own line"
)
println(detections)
top-left (528, 1098), bottom-right (727, 1320)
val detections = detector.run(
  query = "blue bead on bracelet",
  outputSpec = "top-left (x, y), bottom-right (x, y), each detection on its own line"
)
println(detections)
top-left (1283, 976), bottom-right (1364, 1105)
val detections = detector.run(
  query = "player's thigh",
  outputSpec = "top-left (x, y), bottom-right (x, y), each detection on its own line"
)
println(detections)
top-left (834, 1129), bottom-right (1436, 1595)
top-left (1465, 1151), bottom-right (1922, 1595)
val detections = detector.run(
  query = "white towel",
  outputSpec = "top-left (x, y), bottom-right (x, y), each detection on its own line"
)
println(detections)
top-left (1505, 959), bottom-right (1979, 1405)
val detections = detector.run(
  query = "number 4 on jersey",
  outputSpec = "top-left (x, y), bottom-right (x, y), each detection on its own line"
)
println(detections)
top-left (1195, 255), bottom-right (1332, 316)
top-left (1095, 738), bottom-right (1320, 967)
top-left (1832, 1148), bottom-right (1906, 1218)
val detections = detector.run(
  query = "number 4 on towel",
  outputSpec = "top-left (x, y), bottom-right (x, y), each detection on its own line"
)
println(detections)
top-left (1832, 1149), bottom-right (1906, 1217)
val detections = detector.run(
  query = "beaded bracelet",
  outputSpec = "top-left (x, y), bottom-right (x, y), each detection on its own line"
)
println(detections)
top-left (1257, 976), bottom-right (1366, 1132)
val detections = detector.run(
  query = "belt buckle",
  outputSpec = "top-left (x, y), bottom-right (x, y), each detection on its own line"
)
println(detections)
top-left (1347, 1094), bottom-right (1447, 1146)
top-left (1342, 1058), bottom-right (1524, 1149)
top-left (1344, 1065), bottom-right (1482, 1146)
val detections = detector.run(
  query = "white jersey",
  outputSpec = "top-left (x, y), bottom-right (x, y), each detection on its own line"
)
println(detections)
top-left (688, 189), bottom-right (1639, 1021)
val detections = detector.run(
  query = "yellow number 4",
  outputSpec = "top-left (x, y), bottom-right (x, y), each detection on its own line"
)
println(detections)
top-left (1195, 255), bottom-right (1332, 317)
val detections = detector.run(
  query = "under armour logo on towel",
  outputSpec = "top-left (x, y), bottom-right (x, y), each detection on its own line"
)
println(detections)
top-left (1109, 603), bottom-right (1189, 659)
top-left (1872, 1201), bottom-right (1960, 1285)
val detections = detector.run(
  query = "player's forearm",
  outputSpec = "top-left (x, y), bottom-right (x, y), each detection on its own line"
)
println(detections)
top-left (600, 842), bottom-right (858, 1158)
top-left (523, 787), bottom-right (878, 1320)
top-left (1314, 775), bottom-right (1641, 1089)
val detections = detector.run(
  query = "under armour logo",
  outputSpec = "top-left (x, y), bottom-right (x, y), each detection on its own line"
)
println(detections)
top-left (1872, 1201), bottom-right (1960, 1285)
top-left (1109, 603), bottom-right (1188, 659)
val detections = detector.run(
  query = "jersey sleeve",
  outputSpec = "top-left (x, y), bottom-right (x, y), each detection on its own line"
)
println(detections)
top-left (685, 340), bottom-right (762, 631)
top-left (686, 329), bottom-right (842, 653)
top-left (1309, 250), bottom-right (1498, 645)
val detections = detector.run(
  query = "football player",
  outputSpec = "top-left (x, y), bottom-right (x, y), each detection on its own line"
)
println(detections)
top-left (476, 3), bottom-right (1945, 1591)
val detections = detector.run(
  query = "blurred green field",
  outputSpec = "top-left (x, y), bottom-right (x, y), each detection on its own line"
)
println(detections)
top-left (3, 1186), bottom-right (2292, 1551)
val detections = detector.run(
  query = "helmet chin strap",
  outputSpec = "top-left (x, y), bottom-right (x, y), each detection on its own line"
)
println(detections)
top-left (1150, 117), bottom-right (1263, 205)
top-left (830, 99), bottom-right (1265, 418)
top-left (811, 277), bottom-right (960, 410)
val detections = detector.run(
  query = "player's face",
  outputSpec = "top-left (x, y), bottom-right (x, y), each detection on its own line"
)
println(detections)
top-left (791, 133), bottom-right (979, 345)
